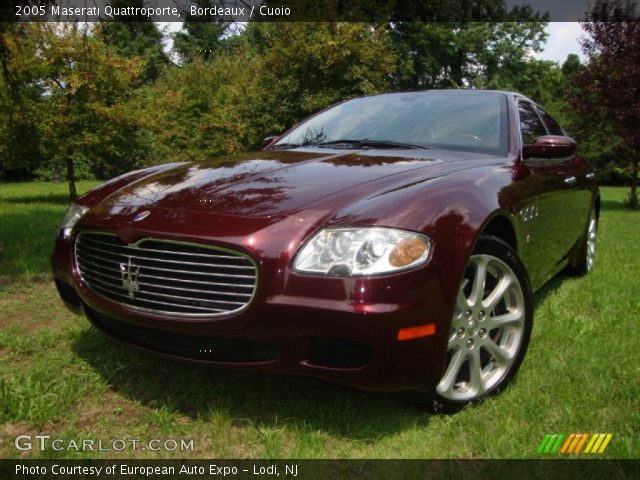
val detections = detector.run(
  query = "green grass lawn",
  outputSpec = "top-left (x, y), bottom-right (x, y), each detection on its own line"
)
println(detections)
top-left (0, 182), bottom-right (638, 459)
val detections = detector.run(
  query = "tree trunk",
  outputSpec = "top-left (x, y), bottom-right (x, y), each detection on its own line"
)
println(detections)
top-left (66, 157), bottom-right (77, 202)
top-left (629, 158), bottom-right (638, 209)
top-left (451, 49), bottom-right (464, 87)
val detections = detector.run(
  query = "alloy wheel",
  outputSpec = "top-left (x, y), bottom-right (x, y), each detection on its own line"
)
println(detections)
top-left (586, 210), bottom-right (597, 273)
top-left (437, 253), bottom-right (526, 401)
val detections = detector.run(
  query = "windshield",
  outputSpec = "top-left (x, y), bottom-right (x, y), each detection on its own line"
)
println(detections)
top-left (275, 91), bottom-right (509, 155)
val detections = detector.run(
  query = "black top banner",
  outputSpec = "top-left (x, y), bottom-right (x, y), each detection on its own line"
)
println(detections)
top-left (4, 0), bottom-right (624, 23)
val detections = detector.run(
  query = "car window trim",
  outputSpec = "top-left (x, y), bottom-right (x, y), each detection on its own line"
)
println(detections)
top-left (516, 98), bottom-right (570, 166)
top-left (535, 106), bottom-right (566, 137)
top-left (516, 98), bottom-right (549, 140)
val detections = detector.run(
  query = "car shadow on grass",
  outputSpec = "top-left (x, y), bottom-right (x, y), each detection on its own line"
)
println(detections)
top-left (532, 273), bottom-right (568, 310)
top-left (600, 199), bottom-right (636, 212)
top-left (72, 327), bottom-right (428, 440)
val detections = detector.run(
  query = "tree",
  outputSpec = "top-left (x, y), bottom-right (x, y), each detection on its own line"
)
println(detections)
top-left (569, 0), bottom-right (640, 208)
top-left (561, 53), bottom-right (582, 77)
top-left (389, 22), bottom-right (547, 90)
top-left (0, 2), bottom-right (54, 91)
top-left (244, 22), bottom-right (396, 136)
top-left (31, 24), bottom-right (143, 200)
top-left (136, 49), bottom-right (262, 163)
top-left (141, 21), bottom-right (396, 164)
top-left (96, 0), bottom-right (169, 82)
top-left (387, 1), bottom-right (548, 90)
top-left (0, 24), bottom-right (44, 180)
top-left (172, 0), bottom-right (233, 63)
top-left (558, 54), bottom-right (622, 185)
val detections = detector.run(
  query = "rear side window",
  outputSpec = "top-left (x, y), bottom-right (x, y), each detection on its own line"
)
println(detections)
top-left (518, 101), bottom-right (547, 145)
top-left (537, 108), bottom-right (565, 136)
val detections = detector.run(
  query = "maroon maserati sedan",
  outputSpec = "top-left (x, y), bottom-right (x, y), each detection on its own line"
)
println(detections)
top-left (52, 90), bottom-right (599, 412)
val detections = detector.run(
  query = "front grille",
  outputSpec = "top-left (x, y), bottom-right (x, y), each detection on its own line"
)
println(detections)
top-left (75, 232), bottom-right (257, 316)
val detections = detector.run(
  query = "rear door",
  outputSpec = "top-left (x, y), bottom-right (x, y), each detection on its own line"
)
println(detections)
top-left (513, 100), bottom-right (579, 287)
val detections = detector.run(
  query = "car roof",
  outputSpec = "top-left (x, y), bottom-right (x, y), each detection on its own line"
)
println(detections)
top-left (347, 89), bottom-right (536, 107)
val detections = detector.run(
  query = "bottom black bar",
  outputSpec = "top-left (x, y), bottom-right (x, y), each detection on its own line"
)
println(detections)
top-left (2, 459), bottom-right (639, 480)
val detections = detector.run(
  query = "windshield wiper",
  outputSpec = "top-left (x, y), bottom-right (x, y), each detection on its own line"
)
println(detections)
top-left (269, 143), bottom-right (302, 150)
top-left (315, 139), bottom-right (428, 150)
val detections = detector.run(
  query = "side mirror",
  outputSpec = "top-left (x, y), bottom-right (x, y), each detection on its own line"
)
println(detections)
top-left (262, 135), bottom-right (279, 149)
top-left (523, 135), bottom-right (577, 159)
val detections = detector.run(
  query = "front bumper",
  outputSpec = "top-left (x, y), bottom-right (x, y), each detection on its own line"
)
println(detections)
top-left (52, 230), bottom-right (467, 393)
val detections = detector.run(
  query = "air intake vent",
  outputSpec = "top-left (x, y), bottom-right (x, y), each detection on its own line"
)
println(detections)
top-left (86, 306), bottom-right (282, 363)
top-left (75, 232), bottom-right (257, 317)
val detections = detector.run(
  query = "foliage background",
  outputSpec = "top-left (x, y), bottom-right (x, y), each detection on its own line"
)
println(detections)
top-left (0, 1), bottom-right (637, 197)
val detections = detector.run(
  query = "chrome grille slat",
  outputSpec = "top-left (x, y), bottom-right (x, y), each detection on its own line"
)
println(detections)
top-left (127, 287), bottom-right (247, 306)
top-left (78, 257), bottom-right (253, 290)
top-left (77, 252), bottom-right (255, 280)
top-left (75, 232), bottom-right (257, 316)
top-left (88, 281), bottom-right (227, 313)
top-left (131, 272), bottom-right (254, 289)
top-left (77, 242), bottom-right (255, 270)
top-left (85, 269), bottom-right (252, 304)
top-left (136, 283), bottom-right (253, 298)
top-left (78, 264), bottom-right (123, 284)
top-left (77, 256), bottom-right (122, 275)
top-left (80, 236), bottom-right (245, 261)
top-left (83, 271), bottom-right (247, 307)
top-left (78, 258), bottom-right (253, 297)
top-left (81, 270), bottom-right (123, 289)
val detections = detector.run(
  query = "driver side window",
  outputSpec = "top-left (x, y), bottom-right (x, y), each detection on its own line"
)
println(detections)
top-left (518, 101), bottom-right (547, 145)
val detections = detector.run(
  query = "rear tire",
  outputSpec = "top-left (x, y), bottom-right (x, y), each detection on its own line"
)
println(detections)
top-left (569, 207), bottom-right (598, 276)
top-left (420, 235), bottom-right (533, 413)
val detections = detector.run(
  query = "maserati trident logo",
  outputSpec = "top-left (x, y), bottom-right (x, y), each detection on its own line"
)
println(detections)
top-left (120, 256), bottom-right (141, 298)
top-left (132, 210), bottom-right (151, 222)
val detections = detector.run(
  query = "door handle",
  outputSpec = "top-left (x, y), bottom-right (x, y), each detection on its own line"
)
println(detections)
top-left (585, 172), bottom-right (595, 180)
top-left (564, 176), bottom-right (577, 186)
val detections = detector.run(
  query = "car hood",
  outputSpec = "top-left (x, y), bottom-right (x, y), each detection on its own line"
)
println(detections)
top-left (96, 149), bottom-right (481, 219)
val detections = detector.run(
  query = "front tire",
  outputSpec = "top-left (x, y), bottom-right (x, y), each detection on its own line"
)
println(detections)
top-left (427, 236), bottom-right (533, 413)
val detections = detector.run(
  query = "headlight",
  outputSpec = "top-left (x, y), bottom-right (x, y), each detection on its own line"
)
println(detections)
top-left (58, 203), bottom-right (89, 240)
top-left (293, 227), bottom-right (432, 276)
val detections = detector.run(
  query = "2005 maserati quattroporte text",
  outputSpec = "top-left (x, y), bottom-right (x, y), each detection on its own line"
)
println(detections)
top-left (52, 90), bottom-right (599, 411)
